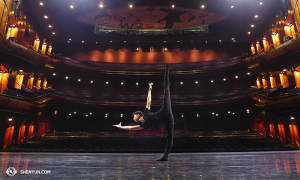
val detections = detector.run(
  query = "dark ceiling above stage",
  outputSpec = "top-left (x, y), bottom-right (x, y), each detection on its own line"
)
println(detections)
top-left (24, 0), bottom-right (282, 43)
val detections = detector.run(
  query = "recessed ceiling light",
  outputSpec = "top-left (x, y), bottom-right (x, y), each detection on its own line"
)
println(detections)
top-left (121, 82), bottom-right (124, 85)
top-left (231, 5), bottom-right (234, 8)
top-left (232, 38), bottom-right (234, 40)
top-left (40, 2), bottom-right (43, 6)
top-left (70, 5), bottom-right (74, 9)
top-left (136, 82), bottom-right (139, 85)
top-left (251, 24), bottom-right (255, 27)
top-left (120, 114), bottom-right (123, 117)
top-left (177, 41), bottom-right (180, 42)
top-left (205, 41), bottom-right (208, 43)
top-left (91, 81), bottom-right (93, 83)
top-left (181, 115), bottom-right (184, 117)
top-left (211, 80), bottom-right (214, 83)
top-left (78, 79), bottom-right (81, 82)
top-left (172, 5), bottom-right (175, 8)
top-left (82, 41), bottom-right (84, 43)
top-left (48, 25), bottom-right (52, 28)
top-left (100, 4), bottom-right (103, 8)
top-left (247, 72), bottom-right (251, 75)
top-left (53, 73), bottom-right (56, 76)
top-left (44, 15), bottom-right (48, 18)
top-left (259, 2), bottom-right (263, 5)
top-left (223, 78), bottom-right (226, 81)
top-left (228, 111), bottom-right (230, 114)
top-left (129, 4), bottom-right (133, 8)
top-left (201, 5), bottom-right (205, 8)
top-left (74, 112), bottom-right (76, 114)
top-left (195, 81), bottom-right (198, 84)
top-left (248, 32), bottom-right (251, 34)
top-left (96, 42), bottom-right (98, 44)
top-left (66, 76), bottom-right (69, 79)
top-left (69, 113), bottom-right (72, 116)
top-left (235, 76), bottom-right (238, 79)
top-left (110, 40), bottom-right (112, 43)
top-left (180, 81), bottom-right (183, 85)
top-left (68, 41), bottom-right (70, 43)
top-left (90, 113), bottom-right (92, 115)
top-left (212, 112), bottom-right (215, 115)
top-left (52, 32), bottom-right (55, 34)
top-left (69, 39), bottom-right (71, 41)
top-left (106, 81), bottom-right (109, 84)
top-left (124, 41), bottom-right (126, 43)
top-left (164, 41), bottom-right (166, 42)
top-left (255, 15), bottom-right (258, 18)
top-left (86, 115), bottom-right (88, 117)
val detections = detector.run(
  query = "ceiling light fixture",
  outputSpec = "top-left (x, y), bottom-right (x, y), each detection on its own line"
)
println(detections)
top-left (172, 5), bottom-right (175, 8)
top-left (259, 2), bottom-right (263, 5)
top-left (66, 76), bottom-right (69, 79)
top-left (195, 81), bottom-right (198, 84)
top-left (40, 2), bottom-right (43, 6)
top-left (53, 73), bottom-right (56, 76)
top-left (235, 76), bottom-right (238, 79)
top-left (129, 4), bottom-right (133, 8)
top-left (48, 25), bottom-right (52, 28)
top-left (211, 80), bottom-right (214, 83)
top-left (100, 4), bottom-right (103, 8)
top-left (44, 15), bottom-right (48, 19)
top-left (52, 32), bottom-right (55, 34)
top-left (82, 41), bottom-right (84, 43)
top-left (201, 5), bottom-right (205, 9)
top-left (251, 24), bottom-right (254, 27)
top-left (248, 32), bottom-right (251, 34)
top-left (91, 81), bottom-right (93, 83)
top-left (69, 39), bottom-right (71, 41)
top-left (180, 82), bottom-right (183, 85)
top-left (70, 5), bottom-right (74, 9)
top-left (106, 81), bottom-right (109, 84)
top-left (231, 5), bottom-right (234, 8)
top-left (78, 79), bottom-right (81, 82)
top-left (255, 15), bottom-right (258, 18)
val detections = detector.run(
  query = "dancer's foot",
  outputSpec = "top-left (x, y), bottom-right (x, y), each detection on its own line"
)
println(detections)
top-left (156, 155), bottom-right (168, 161)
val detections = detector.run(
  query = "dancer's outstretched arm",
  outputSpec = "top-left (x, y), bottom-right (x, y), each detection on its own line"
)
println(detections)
top-left (146, 83), bottom-right (152, 110)
top-left (113, 122), bottom-right (143, 130)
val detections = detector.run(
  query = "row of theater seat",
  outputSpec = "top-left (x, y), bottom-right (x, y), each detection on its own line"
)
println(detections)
top-left (3, 131), bottom-right (297, 153)
top-left (44, 88), bottom-right (260, 102)
top-left (60, 56), bottom-right (243, 72)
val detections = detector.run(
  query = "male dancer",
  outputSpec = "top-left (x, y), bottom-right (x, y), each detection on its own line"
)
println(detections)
top-left (113, 63), bottom-right (174, 161)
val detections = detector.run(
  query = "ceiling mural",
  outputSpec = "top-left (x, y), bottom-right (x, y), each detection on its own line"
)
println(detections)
top-left (76, 6), bottom-right (226, 30)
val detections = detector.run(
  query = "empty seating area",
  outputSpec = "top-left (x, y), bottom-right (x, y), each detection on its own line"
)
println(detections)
top-left (3, 131), bottom-right (297, 153)
top-left (44, 88), bottom-right (260, 103)
top-left (60, 56), bottom-right (243, 72)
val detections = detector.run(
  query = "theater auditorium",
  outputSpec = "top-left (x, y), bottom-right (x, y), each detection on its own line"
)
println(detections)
top-left (1, 0), bottom-right (300, 179)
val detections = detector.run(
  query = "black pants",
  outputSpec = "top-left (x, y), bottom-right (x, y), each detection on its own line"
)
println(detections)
top-left (157, 64), bottom-right (174, 156)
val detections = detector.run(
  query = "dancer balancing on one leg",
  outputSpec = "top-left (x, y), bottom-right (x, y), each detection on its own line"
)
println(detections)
top-left (113, 63), bottom-right (174, 161)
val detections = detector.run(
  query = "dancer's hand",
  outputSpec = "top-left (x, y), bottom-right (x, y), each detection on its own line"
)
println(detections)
top-left (149, 83), bottom-right (153, 90)
top-left (113, 122), bottom-right (122, 128)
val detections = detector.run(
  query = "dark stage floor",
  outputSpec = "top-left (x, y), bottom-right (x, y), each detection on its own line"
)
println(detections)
top-left (1, 151), bottom-right (300, 179)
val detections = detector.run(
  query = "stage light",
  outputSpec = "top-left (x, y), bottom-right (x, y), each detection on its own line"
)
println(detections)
top-left (106, 81), bottom-right (109, 84)
top-left (68, 41), bottom-right (70, 43)
top-left (223, 78), bottom-right (226, 81)
top-left (251, 25), bottom-right (254, 27)
top-left (283, 69), bottom-right (287, 71)
top-left (48, 25), bottom-right (52, 28)
top-left (291, 117), bottom-right (295, 120)
top-left (74, 112), bottom-right (76, 114)
top-left (44, 15), bottom-right (48, 19)
top-left (70, 5), bottom-right (74, 9)
top-left (65, 76), bottom-right (69, 79)
top-left (235, 76), bottom-right (238, 79)
top-left (177, 41), bottom-right (180, 42)
top-left (232, 112), bottom-right (235, 115)
top-left (121, 82), bottom-right (124, 85)
top-left (90, 81), bottom-right (93, 83)
top-left (82, 41), bottom-right (84, 43)
top-left (211, 80), bottom-right (214, 83)
top-left (231, 5), bottom-right (234, 8)
top-left (164, 41), bottom-right (166, 42)
top-left (164, 48), bottom-right (167, 51)
top-left (248, 32), bottom-right (251, 34)
top-left (232, 38), bottom-right (234, 40)
top-left (86, 115), bottom-right (88, 117)
top-left (216, 114), bottom-right (219, 116)
top-left (180, 81), bottom-right (183, 85)
top-left (219, 40), bottom-right (222, 43)
top-left (69, 113), bottom-right (71, 116)
top-left (205, 41), bottom-right (208, 43)
top-left (54, 110), bottom-right (57, 114)
top-left (228, 111), bottom-right (230, 114)
top-left (129, 4), bottom-right (133, 8)
top-left (8, 118), bottom-right (13, 121)
top-left (52, 32), bottom-right (55, 35)
top-left (110, 40), bottom-right (112, 43)
top-left (124, 41), bottom-right (126, 43)
top-left (201, 5), bottom-right (205, 8)
top-left (105, 113), bottom-right (108, 116)
top-left (181, 115), bottom-right (184, 117)
top-left (247, 72), bottom-right (250, 75)
top-left (78, 79), bottom-right (81, 82)
top-left (136, 48), bottom-right (139, 51)
top-left (212, 112), bottom-right (215, 115)
top-left (247, 109), bottom-right (250, 113)
top-left (120, 114), bottom-right (123, 117)
top-left (136, 82), bottom-right (139, 85)
top-left (40, 2), bottom-right (43, 6)
top-left (259, 2), bottom-right (263, 5)
top-left (100, 4), bottom-right (103, 8)
top-left (197, 113), bottom-right (199, 117)
top-left (255, 15), bottom-right (258, 18)
top-left (172, 5), bottom-right (175, 8)
top-left (195, 81), bottom-right (198, 84)
top-left (90, 113), bottom-right (92, 115)
top-left (53, 73), bottom-right (56, 76)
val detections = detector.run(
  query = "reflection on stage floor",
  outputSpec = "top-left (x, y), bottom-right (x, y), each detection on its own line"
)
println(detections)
top-left (1, 151), bottom-right (300, 179)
